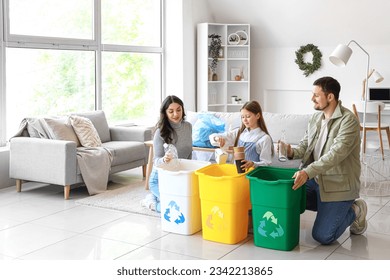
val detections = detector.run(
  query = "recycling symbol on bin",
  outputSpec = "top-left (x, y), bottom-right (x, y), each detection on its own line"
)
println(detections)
top-left (164, 201), bottom-right (185, 224)
top-left (257, 211), bottom-right (285, 238)
top-left (206, 206), bottom-right (226, 231)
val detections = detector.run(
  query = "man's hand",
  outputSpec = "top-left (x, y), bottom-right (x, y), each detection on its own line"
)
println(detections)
top-left (292, 170), bottom-right (308, 190)
top-left (287, 144), bottom-right (293, 158)
top-left (277, 142), bottom-right (293, 158)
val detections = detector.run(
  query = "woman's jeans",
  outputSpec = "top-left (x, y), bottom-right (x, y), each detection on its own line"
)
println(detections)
top-left (148, 168), bottom-right (161, 212)
top-left (305, 178), bottom-right (356, 245)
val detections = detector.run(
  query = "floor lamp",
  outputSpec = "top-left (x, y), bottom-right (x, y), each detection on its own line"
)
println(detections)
top-left (329, 40), bottom-right (372, 162)
top-left (362, 69), bottom-right (384, 100)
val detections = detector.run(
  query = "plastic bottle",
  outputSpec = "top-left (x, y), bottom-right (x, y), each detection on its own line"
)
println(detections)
top-left (163, 143), bottom-right (179, 168)
top-left (278, 130), bottom-right (287, 162)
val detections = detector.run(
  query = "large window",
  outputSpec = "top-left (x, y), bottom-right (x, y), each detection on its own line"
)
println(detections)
top-left (101, 0), bottom-right (161, 47)
top-left (6, 48), bottom-right (96, 133)
top-left (8, 0), bottom-right (94, 39)
top-left (101, 52), bottom-right (161, 124)
top-left (1, 0), bottom-right (163, 145)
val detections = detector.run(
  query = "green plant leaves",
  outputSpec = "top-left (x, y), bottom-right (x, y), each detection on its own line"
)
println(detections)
top-left (295, 44), bottom-right (322, 77)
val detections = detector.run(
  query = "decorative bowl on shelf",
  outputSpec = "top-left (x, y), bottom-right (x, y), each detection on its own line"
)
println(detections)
top-left (228, 33), bottom-right (240, 45)
top-left (236, 30), bottom-right (248, 45)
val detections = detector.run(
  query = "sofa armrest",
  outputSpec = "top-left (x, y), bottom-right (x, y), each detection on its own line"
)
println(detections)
top-left (109, 126), bottom-right (152, 142)
top-left (9, 137), bottom-right (78, 185)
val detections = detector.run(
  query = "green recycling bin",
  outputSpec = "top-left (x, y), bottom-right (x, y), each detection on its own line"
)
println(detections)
top-left (246, 166), bottom-right (306, 251)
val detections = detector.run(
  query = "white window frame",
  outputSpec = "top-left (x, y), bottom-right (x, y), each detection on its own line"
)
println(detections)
top-left (0, 0), bottom-right (164, 146)
top-left (0, 1), bottom-right (6, 147)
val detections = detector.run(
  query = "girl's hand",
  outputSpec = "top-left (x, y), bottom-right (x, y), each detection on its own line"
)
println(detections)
top-left (214, 136), bottom-right (226, 147)
top-left (241, 160), bottom-right (254, 169)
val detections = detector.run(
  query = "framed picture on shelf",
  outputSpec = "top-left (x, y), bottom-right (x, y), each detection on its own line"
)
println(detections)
top-left (230, 67), bottom-right (241, 81)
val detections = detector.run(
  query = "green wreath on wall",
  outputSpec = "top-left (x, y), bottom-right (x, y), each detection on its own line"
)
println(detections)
top-left (295, 44), bottom-right (322, 77)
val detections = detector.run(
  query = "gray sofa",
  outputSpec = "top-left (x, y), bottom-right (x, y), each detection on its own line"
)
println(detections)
top-left (187, 110), bottom-right (311, 168)
top-left (9, 110), bottom-right (152, 199)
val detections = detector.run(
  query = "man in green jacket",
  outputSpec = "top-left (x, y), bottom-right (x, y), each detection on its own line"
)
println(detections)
top-left (286, 76), bottom-right (367, 245)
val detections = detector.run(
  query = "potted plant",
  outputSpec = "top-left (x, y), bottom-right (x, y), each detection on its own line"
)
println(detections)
top-left (208, 33), bottom-right (222, 81)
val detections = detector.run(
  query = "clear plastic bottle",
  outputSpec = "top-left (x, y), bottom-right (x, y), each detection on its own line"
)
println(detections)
top-left (163, 143), bottom-right (179, 168)
top-left (278, 130), bottom-right (287, 162)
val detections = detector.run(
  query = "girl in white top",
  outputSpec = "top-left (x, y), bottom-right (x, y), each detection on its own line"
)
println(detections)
top-left (209, 101), bottom-right (274, 169)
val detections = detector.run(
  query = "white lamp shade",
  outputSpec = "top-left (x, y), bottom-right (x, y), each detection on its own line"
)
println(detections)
top-left (372, 71), bottom-right (384, 83)
top-left (329, 44), bottom-right (353, 66)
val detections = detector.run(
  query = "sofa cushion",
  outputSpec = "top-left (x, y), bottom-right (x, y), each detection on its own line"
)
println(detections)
top-left (263, 112), bottom-right (310, 145)
top-left (44, 117), bottom-right (81, 147)
top-left (74, 110), bottom-right (111, 143)
top-left (188, 110), bottom-right (310, 146)
top-left (25, 118), bottom-right (50, 138)
top-left (102, 141), bottom-right (146, 166)
top-left (187, 110), bottom-right (241, 132)
top-left (270, 154), bottom-right (302, 169)
top-left (212, 111), bottom-right (242, 131)
top-left (69, 115), bottom-right (102, 148)
top-left (185, 110), bottom-right (199, 127)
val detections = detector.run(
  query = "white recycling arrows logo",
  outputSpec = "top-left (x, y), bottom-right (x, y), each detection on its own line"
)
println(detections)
top-left (257, 211), bottom-right (285, 239)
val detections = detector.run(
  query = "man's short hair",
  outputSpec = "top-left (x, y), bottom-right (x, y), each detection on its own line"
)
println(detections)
top-left (313, 76), bottom-right (340, 100)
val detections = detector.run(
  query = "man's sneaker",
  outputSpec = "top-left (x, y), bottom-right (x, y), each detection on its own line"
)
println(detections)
top-left (350, 199), bottom-right (368, 235)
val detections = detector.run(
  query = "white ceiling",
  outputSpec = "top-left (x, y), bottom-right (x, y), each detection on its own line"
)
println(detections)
top-left (206, 0), bottom-right (390, 48)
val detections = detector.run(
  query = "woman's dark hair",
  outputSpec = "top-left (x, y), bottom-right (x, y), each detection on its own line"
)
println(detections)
top-left (234, 100), bottom-right (274, 155)
top-left (157, 95), bottom-right (186, 144)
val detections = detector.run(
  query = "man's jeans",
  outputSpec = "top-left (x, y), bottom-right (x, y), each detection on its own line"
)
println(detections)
top-left (305, 178), bottom-right (356, 245)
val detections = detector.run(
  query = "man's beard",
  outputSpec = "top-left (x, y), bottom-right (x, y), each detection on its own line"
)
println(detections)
top-left (314, 101), bottom-right (329, 111)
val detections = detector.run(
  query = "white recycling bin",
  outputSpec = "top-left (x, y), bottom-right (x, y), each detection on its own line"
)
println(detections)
top-left (157, 159), bottom-right (211, 235)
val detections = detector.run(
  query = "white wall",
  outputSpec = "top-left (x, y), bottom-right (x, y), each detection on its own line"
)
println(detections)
top-left (185, 0), bottom-right (390, 115)
top-left (189, 0), bottom-right (214, 111)
top-left (253, 45), bottom-right (390, 114)
top-left (165, 0), bottom-right (212, 112)
top-left (171, 4), bottom-right (390, 115)
top-left (165, 0), bottom-right (219, 112)
top-left (165, 0), bottom-right (184, 102)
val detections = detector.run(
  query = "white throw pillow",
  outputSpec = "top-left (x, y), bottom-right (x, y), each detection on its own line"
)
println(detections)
top-left (44, 117), bottom-right (81, 147)
top-left (69, 115), bottom-right (102, 148)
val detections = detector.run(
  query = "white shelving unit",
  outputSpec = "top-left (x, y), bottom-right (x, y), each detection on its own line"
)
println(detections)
top-left (197, 23), bottom-right (250, 112)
